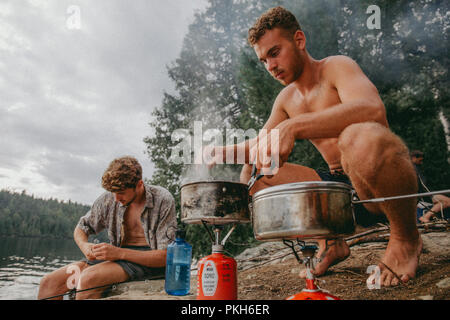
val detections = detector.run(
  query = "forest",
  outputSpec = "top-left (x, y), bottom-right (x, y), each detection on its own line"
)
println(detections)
top-left (0, 189), bottom-right (89, 239)
top-left (144, 0), bottom-right (450, 257)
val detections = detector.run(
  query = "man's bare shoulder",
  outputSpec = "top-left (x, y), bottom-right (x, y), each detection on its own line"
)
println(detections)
top-left (271, 83), bottom-right (300, 113)
top-left (320, 55), bottom-right (362, 78)
top-left (277, 82), bottom-right (300, 102)
top-left (321, 55), bottom-right (359, 67)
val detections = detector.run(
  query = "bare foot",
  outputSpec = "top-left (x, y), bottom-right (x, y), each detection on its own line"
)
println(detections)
top-left (375, 235), bottom-right (422, 287)
top-left (299, 239), bottom-right (350, 278)
top-left (418, 211), bottom-right (434, 223)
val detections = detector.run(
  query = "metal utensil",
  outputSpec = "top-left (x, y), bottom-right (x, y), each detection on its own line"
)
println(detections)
top-left (247, 158), bottom-right (277, 190)
top-left (352, 190), bottom-right (450, 204)
top-left (247, 162), bottom-right (264, 190)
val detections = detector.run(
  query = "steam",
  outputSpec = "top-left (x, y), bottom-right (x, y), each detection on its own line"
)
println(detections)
top-left (178, 103), bottom-right (244, 185)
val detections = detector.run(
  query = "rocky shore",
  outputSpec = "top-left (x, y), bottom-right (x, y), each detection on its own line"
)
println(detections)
top-left (102, 230), bottom-right (450, 300)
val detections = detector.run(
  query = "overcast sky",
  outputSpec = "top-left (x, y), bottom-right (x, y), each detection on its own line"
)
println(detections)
top-left (0, 0), bottom-right (207, 205)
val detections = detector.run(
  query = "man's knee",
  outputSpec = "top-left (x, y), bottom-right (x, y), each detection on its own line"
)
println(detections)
top-left (338, 122), bottom-right (389, 153)
top-left (339, 122), bottom-right (409, 162)
top-left (77, 268), bottom-right (98, 290)
top-left (39, 274), bottom-right (54, 291)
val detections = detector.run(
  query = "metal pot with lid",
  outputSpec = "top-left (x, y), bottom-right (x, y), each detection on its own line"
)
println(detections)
top-left (251, 181), bottom-right (356, 241)
top-left (180, 180), bottom-right (251, 225)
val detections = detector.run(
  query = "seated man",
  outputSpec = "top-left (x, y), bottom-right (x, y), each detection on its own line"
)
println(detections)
top-left (38, 156), bottom-right (177, 299)
top-left (205, 7), bottom-right (421, 287)
top-left (410, 150), bottom-right (450, 222)
top-left (419, 194), bottom-right (450, 222)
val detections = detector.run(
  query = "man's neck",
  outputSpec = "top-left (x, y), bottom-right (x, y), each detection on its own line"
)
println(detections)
top-left (292, 53), bottom-right (319, 94)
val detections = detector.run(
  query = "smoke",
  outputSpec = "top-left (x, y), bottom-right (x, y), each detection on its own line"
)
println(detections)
top-left (177, 104), bottom-right (248, 185)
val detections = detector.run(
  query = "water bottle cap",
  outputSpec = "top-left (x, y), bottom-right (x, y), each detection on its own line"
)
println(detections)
top-left (176, 229), bottom-right (186, 239)
top-left (212, 244), bottom-right (224, 253)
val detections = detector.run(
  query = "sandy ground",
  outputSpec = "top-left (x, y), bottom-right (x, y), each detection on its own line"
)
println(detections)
top-left (104, 228), bottom-right (449, 301)
top-left (237, 231), bottom-right (450, 300)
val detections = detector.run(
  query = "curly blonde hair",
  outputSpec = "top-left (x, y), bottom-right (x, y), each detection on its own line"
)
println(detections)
top-left (101, 156), bottom-right (142, 192)
top-left (248, 6), bottom-right (301, 46)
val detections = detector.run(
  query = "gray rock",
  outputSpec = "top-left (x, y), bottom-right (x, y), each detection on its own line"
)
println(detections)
top-left (436, 277), bottom-right (450, 289)
top-left (417, 295), bottom-right (433, 300)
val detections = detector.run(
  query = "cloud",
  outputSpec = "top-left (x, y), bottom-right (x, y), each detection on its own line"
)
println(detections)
top-left (0, 0), bottom-right (207, 205)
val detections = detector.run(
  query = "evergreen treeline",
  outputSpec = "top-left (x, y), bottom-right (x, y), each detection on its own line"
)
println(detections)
top-left (145, 0), bottom-right (450, 257)
top-left (0, 189), bottom-right (89, 239)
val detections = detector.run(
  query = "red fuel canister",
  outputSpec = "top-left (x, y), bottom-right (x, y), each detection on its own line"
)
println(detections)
top-left (286, 267), bottom-right (340, 300)
top-left (196, 245), bottom-right (237, 300)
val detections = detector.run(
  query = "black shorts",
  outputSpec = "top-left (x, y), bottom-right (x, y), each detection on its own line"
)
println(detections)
top-left (82, 245), bottom-right (165, 281)
top-left (316, 169), bottom-right (388, 227)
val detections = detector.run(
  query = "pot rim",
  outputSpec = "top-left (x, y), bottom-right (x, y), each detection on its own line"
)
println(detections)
top-left (252, 181), bottom-right (353, 198)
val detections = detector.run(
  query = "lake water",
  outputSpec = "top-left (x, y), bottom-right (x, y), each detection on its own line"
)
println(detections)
top-left (0, 236), bottom-right (83, 300)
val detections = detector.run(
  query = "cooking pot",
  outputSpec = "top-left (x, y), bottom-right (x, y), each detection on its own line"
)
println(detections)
top-left (251, 181), bottom-right (355, 241)
top-left (180, 180), bottom-right (250, 225)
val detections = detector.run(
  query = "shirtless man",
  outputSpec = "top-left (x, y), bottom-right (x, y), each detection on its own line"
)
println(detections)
top-left (205, 7), bottom-right (422, 287)
top-left (38, 156), bottom-right (177, 299)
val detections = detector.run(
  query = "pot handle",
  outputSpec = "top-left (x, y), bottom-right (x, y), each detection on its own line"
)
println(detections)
top-left (247, 162), bottom-right (264, 190)
top-left (351, 189), bottom-right (450, 204)
top-left (248, 158), bottom-right (277, 190)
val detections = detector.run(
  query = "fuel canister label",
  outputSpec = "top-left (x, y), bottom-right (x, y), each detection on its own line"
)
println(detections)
top-left (201, 260), bottom-right (218, 296)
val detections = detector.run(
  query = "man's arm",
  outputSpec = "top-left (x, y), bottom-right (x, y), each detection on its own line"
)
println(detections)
top-left (74, 226), bottom-right (96, 260)
top-left (289, 55), bottom-right (387, 140)
top-left (91, 244), bottom-right (167, 267)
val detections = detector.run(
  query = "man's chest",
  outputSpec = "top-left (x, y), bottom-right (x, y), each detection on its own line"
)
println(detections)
top-left (285, 83), bottom-right (341, 117)
top-left (123, 205), bottom-right (145, 230)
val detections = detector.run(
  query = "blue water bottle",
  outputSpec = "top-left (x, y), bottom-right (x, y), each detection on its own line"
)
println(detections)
top-left (165, 229), bottom-right (192, 296)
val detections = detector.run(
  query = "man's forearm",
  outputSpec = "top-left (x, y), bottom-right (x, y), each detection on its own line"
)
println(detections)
top-left (117, 248), bottom-right (167, 268)
top-left (74, 226), bottom-right (98, 260)
top-left (74, 226), bottom-right (89, 251)
top-left (217, 138), bottom-right (257, 164)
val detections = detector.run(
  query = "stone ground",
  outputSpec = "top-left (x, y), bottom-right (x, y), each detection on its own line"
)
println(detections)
top-left (102, 228), bottom-right (450, 300)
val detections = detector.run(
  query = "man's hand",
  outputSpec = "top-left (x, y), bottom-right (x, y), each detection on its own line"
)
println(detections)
top-left (201, 144), bottom-right (220, 168)
top-left (81, 242), bottom-right (97, 261)
top-left (91, 243), bottom-right (123, 261)
top-left (250, 119), bottom-right (295, 174)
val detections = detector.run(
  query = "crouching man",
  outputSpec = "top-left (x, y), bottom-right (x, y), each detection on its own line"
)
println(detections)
top-left (38, 156), bottom-right (177, 299)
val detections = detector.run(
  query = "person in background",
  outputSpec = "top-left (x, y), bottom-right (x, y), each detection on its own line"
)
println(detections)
top-left (410, 150), bottom-right (427, 192)
top-left (38, 156), bottom-right (177, 299)
top-left (419, 194), bottom-right (450, 222)
top-left (410, 150), bottom-right (450, 222)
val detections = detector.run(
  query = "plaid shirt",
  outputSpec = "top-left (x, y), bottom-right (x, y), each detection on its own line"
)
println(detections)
top-left (77, 184), bottom-right (177, 250)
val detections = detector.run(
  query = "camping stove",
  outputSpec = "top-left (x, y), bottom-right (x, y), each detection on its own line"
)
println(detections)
top-left (284, 239), bottom-right (340, 300)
